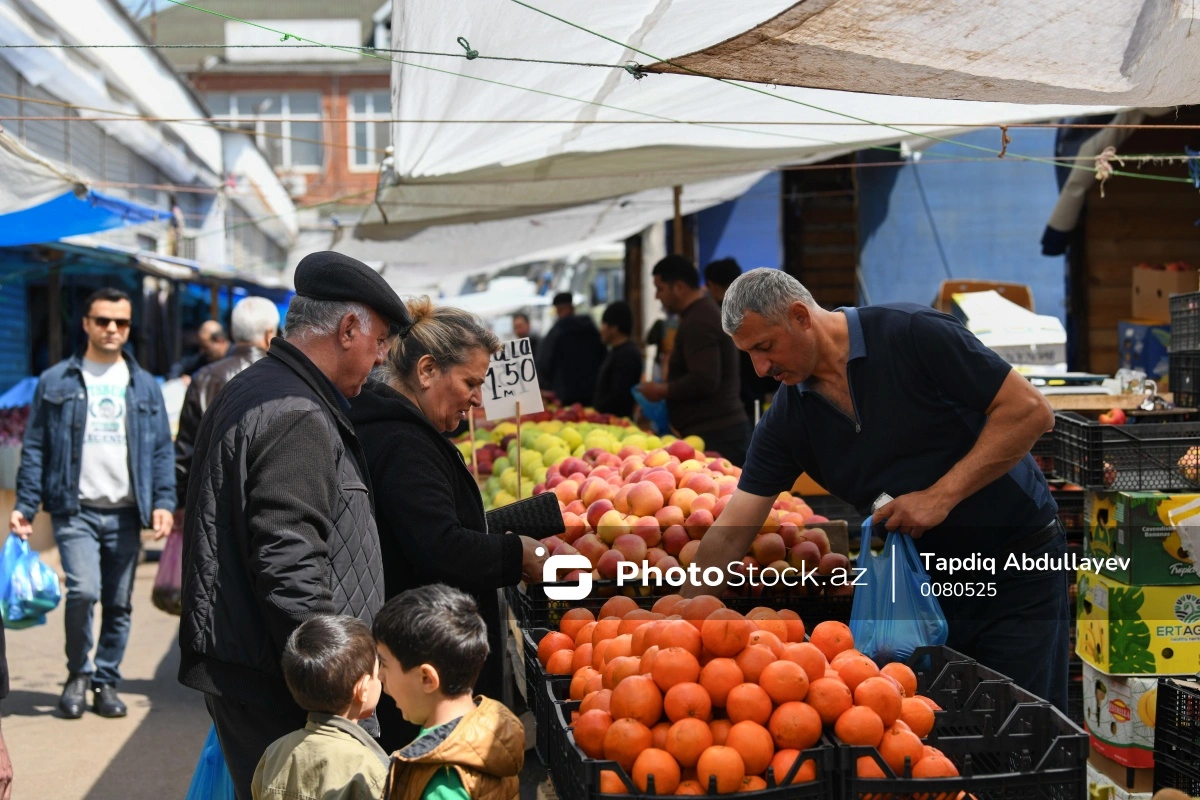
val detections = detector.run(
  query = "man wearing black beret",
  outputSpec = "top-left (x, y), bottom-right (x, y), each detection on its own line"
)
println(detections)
top-left (178, 251), bottom-right (410, 799)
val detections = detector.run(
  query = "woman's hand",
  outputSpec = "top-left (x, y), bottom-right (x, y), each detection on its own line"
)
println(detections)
top-left (519, 535), bottom-right (550, 583)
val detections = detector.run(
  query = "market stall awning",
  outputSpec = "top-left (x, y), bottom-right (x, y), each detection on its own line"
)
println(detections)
top-left (354, 0), bottom-right (1120, 259)
top-left (649, 0), bottom-right (1200, 107)
top-left (0, 128), bottom-right (171, 246)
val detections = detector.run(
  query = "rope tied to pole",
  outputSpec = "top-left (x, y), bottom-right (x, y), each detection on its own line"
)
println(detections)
top-left (1095, 145), bottom-right (1125, 197)
top-left (998, 125), bottom-right (1011, 158)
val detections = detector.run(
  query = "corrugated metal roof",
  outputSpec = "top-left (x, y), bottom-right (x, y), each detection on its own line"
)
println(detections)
top-left (141, 0), bottom-right (386, 71)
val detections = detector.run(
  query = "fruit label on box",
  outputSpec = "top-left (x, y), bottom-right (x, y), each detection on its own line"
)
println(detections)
top-left (1077, 570), bottom-right (1200, 675)
top-left (1087, 762), bottom-right (1153, 800)
top-left (1081, 662), bottom-right (1167, 768)
top-left (482, 338), bottom-right (544, 421)
top-left (1085, 492), bottom-right (1199, 585)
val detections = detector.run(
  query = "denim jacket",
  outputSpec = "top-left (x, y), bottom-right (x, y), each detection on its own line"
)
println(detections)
top-left (15, 350), bottom-right (176, 528)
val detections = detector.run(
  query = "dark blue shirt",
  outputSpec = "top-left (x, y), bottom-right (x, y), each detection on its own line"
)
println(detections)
top-left (739, 304), bottom-right (1056, 557)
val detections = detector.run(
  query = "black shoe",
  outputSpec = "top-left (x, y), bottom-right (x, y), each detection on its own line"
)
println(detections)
top-left (59, 674), bottom-right (90, 719)
top-left (93, 685), bottom-right (127, 718)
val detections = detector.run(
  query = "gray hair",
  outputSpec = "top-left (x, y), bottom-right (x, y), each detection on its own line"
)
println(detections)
top-left (385, 297), bottom-right (500, 388)
top-left (283, 295), bottom-right (373, 343)
top-left (721, 268), bottom-right (816, 335)
top-left (231, 296), bottom-right (281, 344)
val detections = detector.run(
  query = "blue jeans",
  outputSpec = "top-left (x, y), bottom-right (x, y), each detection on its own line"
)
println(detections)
top-left (52, 506), bottom-right (143, 686)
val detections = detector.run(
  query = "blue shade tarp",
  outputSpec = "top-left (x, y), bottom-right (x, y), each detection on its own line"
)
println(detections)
top-left (0, 377), bottom-right (36, 409)
top-left (0, 189), bottom-right (170, 247)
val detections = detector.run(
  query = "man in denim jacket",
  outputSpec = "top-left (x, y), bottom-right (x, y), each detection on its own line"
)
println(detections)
top-left (11, 287), bottom-right (174, 720)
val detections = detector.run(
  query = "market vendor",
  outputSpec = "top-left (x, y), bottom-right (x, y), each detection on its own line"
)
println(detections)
top-left (682, 268), bottom-right (1069, 712)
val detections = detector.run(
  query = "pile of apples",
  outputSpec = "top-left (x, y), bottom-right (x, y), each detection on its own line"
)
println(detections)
top-left (525, 439), bottom-right (848, 597)
top-left (535, 595), bottom-right (961, 795)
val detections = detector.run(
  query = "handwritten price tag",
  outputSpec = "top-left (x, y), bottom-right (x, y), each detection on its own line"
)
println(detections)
top-left (482, 338), bottom-right (544, 421)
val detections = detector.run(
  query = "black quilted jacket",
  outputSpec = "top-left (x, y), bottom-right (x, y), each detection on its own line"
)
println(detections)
top-left (177, 338), bottom-right (384, 707)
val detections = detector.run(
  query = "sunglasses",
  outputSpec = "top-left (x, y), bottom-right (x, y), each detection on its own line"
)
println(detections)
top-left (87, 316), bottom-right (132, 330)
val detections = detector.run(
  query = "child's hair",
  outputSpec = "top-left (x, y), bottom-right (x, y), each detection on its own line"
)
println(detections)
top-left (372, 584), bottom-right (489, 697)
top-left (282, 615), bottom-right (378, 714)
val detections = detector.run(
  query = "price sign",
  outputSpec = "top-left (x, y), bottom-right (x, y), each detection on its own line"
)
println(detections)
top-left (482, 337), bottom-right (544, 421)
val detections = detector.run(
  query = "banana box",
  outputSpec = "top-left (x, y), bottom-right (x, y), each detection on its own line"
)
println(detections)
top-left (1088, 749), bottom-right (1155, 795)
top-left (1076, 571), bottom-right (1200, 675)
top-left (1085, 492), bottom-right (1199, 585)
top-left (1081, 662), bottom-right (1169, 768)
top-left (1086, 758), bottom-right (1153, 800)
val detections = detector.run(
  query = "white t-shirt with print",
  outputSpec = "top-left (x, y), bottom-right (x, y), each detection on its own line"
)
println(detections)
top-left (78, 357), bottom-right (135, 508)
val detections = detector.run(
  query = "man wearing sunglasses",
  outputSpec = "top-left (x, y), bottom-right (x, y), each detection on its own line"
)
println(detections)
top-left (12, 287), bottom-right (175, 721)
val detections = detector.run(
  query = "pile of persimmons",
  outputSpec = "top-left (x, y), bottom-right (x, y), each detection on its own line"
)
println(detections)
top-left (536, 594), bottom-right (962, 795)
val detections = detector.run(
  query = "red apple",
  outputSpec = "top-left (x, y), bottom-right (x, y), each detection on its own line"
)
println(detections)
top-left (553, 479), bottom-right (581, 505)
top-left (787, 541), bottom-right (821, 571)
top-left (685, 508), bottom-right (715, 540)
top-left (629, 515), bottom-right (663, 548)
top-left (629, 481), bottom-right (666, 517)
top-left (655, 505), bottom-right (686, 529)
top-left (751, 532), bottom-right (786, 566)
top-left (666, 440), bottom-right (696, 461)
top-left (562, 511), bottom-right (586, 543)
top-left (598, 549), bottom-right (625, 579)
top-left (613, 534), bottom-right (648, 564)
top-left (713, 494), bottom-right (732, 519)
top-left (662, 525), bottom-right (690, 557)
top-left (803, 527), bottom-right (831, 557)
top-left (818, 552), bottom-right (850, 575)
top-left (646, 547), bottom-right (669, 567)
top-left (1098, 408), bottom-right (1127, 425)
top-left (597, 509), bottom-right (630, 545)
top-left (575, 533), bottom-right (608, 567)
top-left (645, 470), bottom-right (676, 502)
top-left (679, 540), bottom-right (701, 567)
top-left (586, 499), bottom-right (615, 530)
top-left (566, 499), bottom-right (586, 517)
top-left (613, 484), bottom-right (634, 514)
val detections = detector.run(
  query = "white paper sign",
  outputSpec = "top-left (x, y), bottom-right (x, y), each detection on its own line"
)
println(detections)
top-left (483, 338), bottom-right (544, 421)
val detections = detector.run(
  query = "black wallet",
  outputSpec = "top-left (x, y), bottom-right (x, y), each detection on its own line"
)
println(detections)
top-left (485, 492), bottom-right (565, 538)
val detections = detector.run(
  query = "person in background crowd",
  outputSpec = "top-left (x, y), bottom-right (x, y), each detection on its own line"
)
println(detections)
top-left (374, 585), bottom-right (524, 800)
top-left (169, 320), bottom-right (231, 383)
top-left (12, 287), bottom-right (175, 720)
top-left (511, 312), bottom-right (539, 358)
top-left (684, 268), bottom-right (1068, 711)
top-left (637, 256), bottom-right (752, 465)
top-left (174, 296), bottom-right (280, 506)
top-left (593, 301), bottom-right (643, 418)
top-left (252, 616), bottom-right (389, 800)
top-left (347, 299), bottom-right (546, 752)
top-left (704, 258), bottom-right (777, 423)
top-left (535, 292), bottom-right (606, 406)
top-left (178, 252), bottom-right (410, 800)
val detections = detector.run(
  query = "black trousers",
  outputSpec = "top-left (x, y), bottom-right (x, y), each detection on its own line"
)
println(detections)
top-left (694, 420), bottom-right (753, 467)
top-left (205, 694), bottom-right (306, 800)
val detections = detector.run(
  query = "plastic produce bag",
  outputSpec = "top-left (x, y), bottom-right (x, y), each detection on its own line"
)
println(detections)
top-left (631, 386), bottom-right (671, 436)
top-left (152, 527), bottom-right (184, 616)
top-left (849, 518), bottom-right (948, 665)
top-left (185, 725), bottom-right (237, 800)
top-left (1, 534), bottom-right (61, 629)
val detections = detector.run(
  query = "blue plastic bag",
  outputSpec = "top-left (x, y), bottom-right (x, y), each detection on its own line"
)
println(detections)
top-left (185, 725), bottom-right (237, 800)
top-left (1, 534), bottom-right (61, 629)
top-left (849, 519), bottom-right (948, 665)
top-left (631, 386), bottom-right (671, 436)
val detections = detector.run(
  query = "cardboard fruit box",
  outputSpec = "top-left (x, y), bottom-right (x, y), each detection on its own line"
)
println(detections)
top-left (1081, 662), bottom-right (1175, 768)
top-left (1075, 570), bottom-right (1200, 676)
top-left (1085, 492), bottom-right (1199, 585)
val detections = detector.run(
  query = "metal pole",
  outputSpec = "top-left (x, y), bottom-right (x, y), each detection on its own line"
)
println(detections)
top-left (672, 185), bottom-right (683, 255)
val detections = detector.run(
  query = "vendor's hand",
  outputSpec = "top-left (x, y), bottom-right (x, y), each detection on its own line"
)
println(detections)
top-left (637, 381), bottom-right (668, 402)
top-left (151, 508), bottom-right (174, 540)
top-left (8, 511), bottom-right (31, 541)
top-left (872, 489), bottom-right (953, 538)
top-left (519, 535), bottom-right (550, 583)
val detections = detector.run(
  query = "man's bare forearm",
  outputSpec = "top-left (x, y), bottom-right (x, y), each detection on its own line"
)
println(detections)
top-left (681, 490), bottom-right (775, 598)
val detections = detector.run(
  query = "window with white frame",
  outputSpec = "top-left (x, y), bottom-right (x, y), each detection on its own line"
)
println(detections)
top-left (348, 90), bottom-right (391, 169)
top-left (207, 91), bottom-right (324, 171)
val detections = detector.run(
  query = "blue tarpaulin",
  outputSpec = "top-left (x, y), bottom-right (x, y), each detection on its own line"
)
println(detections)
top-left (0, 190), bottom-right (170, 247)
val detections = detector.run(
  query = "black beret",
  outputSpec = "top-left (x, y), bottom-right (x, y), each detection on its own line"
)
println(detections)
top-left (293, 251), bottom-right (412, 331)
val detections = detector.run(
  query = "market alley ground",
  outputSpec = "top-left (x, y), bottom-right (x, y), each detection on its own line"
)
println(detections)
top-left (5, 553), bottom-right (549, 800)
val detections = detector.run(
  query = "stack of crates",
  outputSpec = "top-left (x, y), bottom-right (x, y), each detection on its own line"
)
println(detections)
top-left (1169, 291), bottom-right (1200, 408)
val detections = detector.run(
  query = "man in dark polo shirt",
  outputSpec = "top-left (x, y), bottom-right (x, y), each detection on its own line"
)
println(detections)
top-left (638, 256), bottom-right (751, 465)
top-left (683, 268), bottom-right (1068, 710)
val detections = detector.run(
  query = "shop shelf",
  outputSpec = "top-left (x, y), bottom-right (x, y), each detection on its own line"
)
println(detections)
top-left (1170, 291), bottom-right (1200, 352)
top-left (547, 697), bottom-right (835, 800)
top-left (1170, 350), bottom-right (1200, 409)
top-left (1053, 411), bottom-right (1200, 491)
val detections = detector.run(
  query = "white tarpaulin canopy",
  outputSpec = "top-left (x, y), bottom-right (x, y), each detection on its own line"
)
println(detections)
top-left (651, 0), bottom-right (1200, 106)
top-left (349, 0), bottom-right (1123, 276)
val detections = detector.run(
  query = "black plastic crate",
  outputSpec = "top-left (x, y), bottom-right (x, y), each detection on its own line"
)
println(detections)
top-left (1153, 677), bottom-right (1200, 768)
top-left (837, 702), bottom-right (1086, 800)
top-left (1052, 487), bottom-right (1085, 542)
top-left (1053, 411), bottom-right (1200, 491)
top-left (805, 495), bottom-right (866, 532)
top-left (1170, 291), bottom-right (1200, 352)
top-left (547, 698), bottom-right (836, 800)
top-left (507, 580), bottom-right (854, 631)
top-left (523, 628), bottom-right (571, 765)
top-left (1032, 429), bottom-right (1057, 476)
top-left (1170, 350), bottom-right (1200, 409)
top-left (1154, 752), bottom-right (1200, 797)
